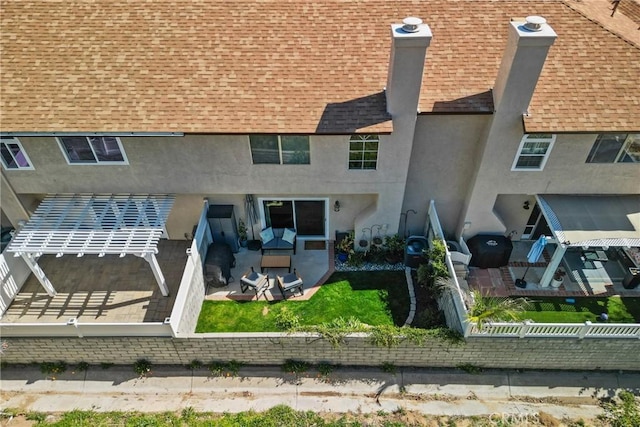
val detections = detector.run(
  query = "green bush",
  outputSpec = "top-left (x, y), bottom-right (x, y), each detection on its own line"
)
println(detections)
top-left (274, 308), bottom-right (300, 330)
top-left (599, 390), bottom-right (640, 427)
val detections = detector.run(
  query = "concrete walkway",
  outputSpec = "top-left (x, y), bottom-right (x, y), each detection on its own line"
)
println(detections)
top-left (2, 365), bottom-right (638, 421)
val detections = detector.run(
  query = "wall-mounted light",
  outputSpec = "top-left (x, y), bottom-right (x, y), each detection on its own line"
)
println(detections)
top-left (334, 201), bottom-right (340, 212)
top-left (523, 200), bottom-right (530, 210)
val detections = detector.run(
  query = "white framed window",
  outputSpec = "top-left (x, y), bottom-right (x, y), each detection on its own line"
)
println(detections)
top-left (57, 136), bottom-right (128, 165)
top-left (0, 137), bottom-right (33, 170)
top-left (586, 133), bottom-right (640, 163)
top-left (511, 134), bottom-right (555, 171)
top-left (249, 135), bottom-right (310, 164)
top-left (349, 134), bottom-right (379, 170)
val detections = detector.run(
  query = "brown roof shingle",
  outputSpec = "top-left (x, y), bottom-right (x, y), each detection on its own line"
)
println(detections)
top-left (1, 0), bottom-right (638, 133)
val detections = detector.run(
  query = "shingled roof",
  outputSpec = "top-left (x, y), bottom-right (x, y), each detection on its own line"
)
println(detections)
top-left (1, 0), bottom-right (638, 134)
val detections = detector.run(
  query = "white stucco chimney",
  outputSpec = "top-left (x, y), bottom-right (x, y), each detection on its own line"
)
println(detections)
top-left (492, 16), bottom-right (557, 116)
top-left (386, 17), bottom-right (432, 116)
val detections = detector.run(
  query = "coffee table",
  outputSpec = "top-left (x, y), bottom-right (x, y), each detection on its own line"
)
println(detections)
top-left (260, 254), bottom-right (291, 273)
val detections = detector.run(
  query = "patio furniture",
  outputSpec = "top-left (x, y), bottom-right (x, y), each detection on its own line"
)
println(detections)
top-left (260, 227), bottom-right (297, 254)
top-left (260, 254), bottom-right (291, 273)
top-left (277, 269), bottom-right (304, 299)
top-left (204, 242), bottom-right (236, 289)
top-left (240, 267), bottom-right (269, 299)
top-left (582, 250), bottom-right (608, 263)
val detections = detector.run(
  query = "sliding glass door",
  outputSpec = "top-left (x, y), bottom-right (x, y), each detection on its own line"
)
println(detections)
top-left (261, 199), bottom-right (326, 238)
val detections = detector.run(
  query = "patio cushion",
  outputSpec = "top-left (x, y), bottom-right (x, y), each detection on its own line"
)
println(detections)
top-left (282, 228), bottom-right (296, 245)
top-left (260, 227), bottom-right (275, 244)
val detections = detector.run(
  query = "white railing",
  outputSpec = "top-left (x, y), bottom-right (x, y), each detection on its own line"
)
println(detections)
top-left (468, 320), bottom-right (640, 339)
top-left (426, 200), bottom-right (472, 335)
top-left (0, 252), bottom-right (31, 317)
top-left (168, 200), bottom-right (209, 337)
top-left (0, 320), bottom-right (173, 337)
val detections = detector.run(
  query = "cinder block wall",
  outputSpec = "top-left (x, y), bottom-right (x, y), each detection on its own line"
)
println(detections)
top-left (2, 334), bottom-right (639, 371)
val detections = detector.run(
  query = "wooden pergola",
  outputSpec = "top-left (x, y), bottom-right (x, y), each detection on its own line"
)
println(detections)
top-left (6, 194), bottom-right (175, 297)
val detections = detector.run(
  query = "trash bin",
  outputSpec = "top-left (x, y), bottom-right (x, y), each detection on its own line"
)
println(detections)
top-left (404, 236), bottom-right (429, 268)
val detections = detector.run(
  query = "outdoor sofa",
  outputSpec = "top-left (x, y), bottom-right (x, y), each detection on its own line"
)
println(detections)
top-left (260, 227), bottom-right (296, 254)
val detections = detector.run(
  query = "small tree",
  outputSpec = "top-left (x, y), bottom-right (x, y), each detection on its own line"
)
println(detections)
top-left (467, 290), bottom-right (528, 329)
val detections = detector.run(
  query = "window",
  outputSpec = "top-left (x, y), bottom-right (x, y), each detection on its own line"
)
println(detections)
top-left (511, 134), bottom-right (555, 171)
top-left (57, 136), bottom-right (127, 164)
top-left (0, 137), bottom-right (33, 170)
top-left (349, 134), bottom-right (379, 170)
top-left (586, 133), bottom-right (640, 163)
top-left (249, 135), bottom-right (310, 164)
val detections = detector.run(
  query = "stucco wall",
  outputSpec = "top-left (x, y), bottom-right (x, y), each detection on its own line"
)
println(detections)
top-left (2, 335), bottom-right (639, 371)
top-left (2, 135), bottom-right (408, 238)
top-left (403, 115), bottom-right (490, 237)
top-left (461, 130), bottom-right (640, 238)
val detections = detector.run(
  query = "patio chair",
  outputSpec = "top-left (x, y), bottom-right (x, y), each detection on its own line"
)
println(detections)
top-left (277, 268), bottom-right (304, 299)
top-left (240, 267), bottom-right (269, 300)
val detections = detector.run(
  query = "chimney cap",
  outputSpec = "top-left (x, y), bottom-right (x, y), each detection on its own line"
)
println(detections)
top-left (402, 17), bottom-right (423, 33)
top-left (523, 16), bottom-right (547, 32)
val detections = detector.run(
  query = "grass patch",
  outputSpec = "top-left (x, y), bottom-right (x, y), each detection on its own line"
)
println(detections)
top-left (518, 296), bottom-right (640, 323)
top-left (196, 271), bottom-right (409, 332)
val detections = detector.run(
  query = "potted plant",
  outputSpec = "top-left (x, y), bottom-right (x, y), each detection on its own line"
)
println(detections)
top-left (237, 219), bottom-right (248, 247)
top-left (383, 233), bottom-right (405, 264)
top-left (551, 268), bottom-right (565, 288)
top-left (336, 231), bottom-right (354, 263)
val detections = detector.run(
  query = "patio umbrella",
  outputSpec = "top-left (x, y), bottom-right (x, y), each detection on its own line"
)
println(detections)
top-left (515, 234), bottom-right (547, 288)
top-left (244, 195), bottom-right (261, 251)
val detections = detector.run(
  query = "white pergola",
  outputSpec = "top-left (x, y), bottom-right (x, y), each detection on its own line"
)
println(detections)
top-left (536, 194), bottom-right (640, 287)
top-left (6, 194), bottom-right (175, 297)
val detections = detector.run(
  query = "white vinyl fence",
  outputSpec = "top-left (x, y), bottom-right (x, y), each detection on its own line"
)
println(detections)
top-left (426, 200), bottom-right (640, 340)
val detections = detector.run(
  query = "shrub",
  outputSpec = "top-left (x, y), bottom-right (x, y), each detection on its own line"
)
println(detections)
top-left (599, 390), bottom-right (640, 427)
top-left (274, 308), bottom-right (300, 330)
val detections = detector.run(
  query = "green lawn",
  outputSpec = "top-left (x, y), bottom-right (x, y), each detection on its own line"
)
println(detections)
top-left (518, 296), bottom-right (640, 323)
top-left (195, 271), bottom-right (409, 332)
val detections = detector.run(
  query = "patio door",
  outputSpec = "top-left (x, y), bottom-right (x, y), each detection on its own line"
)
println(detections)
top-left (521, 202), bottom-right (551, 240)
top-left (261, 198), bottom-right (327, 238)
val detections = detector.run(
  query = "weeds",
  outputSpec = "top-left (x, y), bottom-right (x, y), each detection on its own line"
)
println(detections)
top-left (186, 359), bottom-right (202, 370)
top-left (381, 362), bottom-right (397, 374)
top-left (282, 359), bottom-right (310, 375)
top-left (208, 360), bottom-right (242, 377)
top-left (457, 363), bottom-right (483, 374)
top-left (40, 361), bottom-right (67, 377)
top-left (133, 359), bottom-right (152, 377)
top-left (76, 361), bottom-right (90, 372)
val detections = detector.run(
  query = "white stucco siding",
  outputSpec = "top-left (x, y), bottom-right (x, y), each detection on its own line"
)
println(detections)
top-left (6, 135), bottom-right (407, 195)
top-left (462, 129), bottom-right (640, 238)
top-left (404, 114), bottom-right (490, 236)
top-left (2, 135), bottom-right (408, 238)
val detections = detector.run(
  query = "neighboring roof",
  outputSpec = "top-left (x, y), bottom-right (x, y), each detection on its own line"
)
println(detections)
top-left (6, 194), bottom-right (175, 256)
top-left (1, 1), bottom-right (638, 134)
top-left (537, 194), bottom-right (640, 247)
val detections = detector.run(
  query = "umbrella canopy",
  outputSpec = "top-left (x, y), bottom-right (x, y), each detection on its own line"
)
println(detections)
top-left (527, 235), bottom-right (547, 264)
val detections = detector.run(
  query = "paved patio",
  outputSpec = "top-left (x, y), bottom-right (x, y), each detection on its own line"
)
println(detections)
top-left (205, 242), bottom-right (334, 301)
top-left (1, 240), bottom-right (190, 324)
top-left (1, 240), bottom-right (335, 324)
top-left (467, 241), bottom-right (640, 298)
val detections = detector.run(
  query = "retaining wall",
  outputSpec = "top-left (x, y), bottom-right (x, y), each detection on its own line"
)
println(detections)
top-left (2, 334), bottom-right (639, 371)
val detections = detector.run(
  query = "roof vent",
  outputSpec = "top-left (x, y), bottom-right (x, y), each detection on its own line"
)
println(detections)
top-left (402, 17), bottom-right (423, 33)
top-left (523, 15), bottom-right (546, 32)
